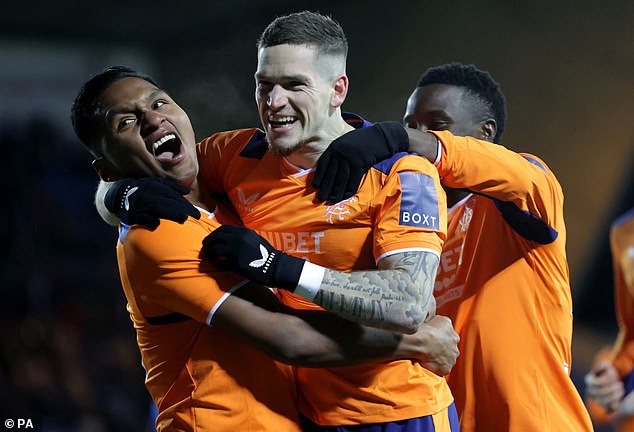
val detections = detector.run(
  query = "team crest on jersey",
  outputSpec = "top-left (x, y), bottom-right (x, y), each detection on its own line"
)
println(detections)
top-left (398, 172), bottom-right (440, 229)
top-left (235, 187), bottom-right (260, 213)
top-left (458, 205), bottom-right (473, 232)
top-left (323, 196), bottom-right (357, 224)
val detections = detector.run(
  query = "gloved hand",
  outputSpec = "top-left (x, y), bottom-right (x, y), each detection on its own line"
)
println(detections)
top-left (313, 121), bottom-right (409, 203)
top-left (203, 225), bottom-right (305, 291)
top-left (104, 177), bottom-right (200, 230)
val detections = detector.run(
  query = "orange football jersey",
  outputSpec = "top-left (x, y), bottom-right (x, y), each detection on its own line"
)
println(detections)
top-left (197, 124), bottom-right (453, 426)
top-left (117, 208), bottom-right (300, 432)
top-left (429, 130), bottom-right (593, 431)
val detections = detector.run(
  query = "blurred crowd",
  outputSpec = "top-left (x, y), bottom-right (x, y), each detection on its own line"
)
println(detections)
top-left (0, 117), bottom-right (152, 431)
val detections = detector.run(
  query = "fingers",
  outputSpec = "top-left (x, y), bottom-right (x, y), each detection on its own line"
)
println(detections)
top-left (149, 196), bottom-right (198, 224)
top-left (312, 149), bottom-right (331, 189)
top-left (202, 231), bottom-right (232, 261)
top-left (156, 177), bottom-right (192, 196)
top-left (341, 169), bottom-right (364, 203)
top-left (188, 205), bottom-right (201, 219)
top-left (135, 214), bottom-right (160, 231)
top-left (202, 225), bottom-right (256, 260)
top-left (620, 390), bottom-right (634, 416)
top-left (585, 363), bottom-right (625, 412)
top-left (326, 162), bottom-right (352, 203)
top-left (315, 163), bottom-right (338, 203)
top-left (420, 315), bottom-right (460, 376)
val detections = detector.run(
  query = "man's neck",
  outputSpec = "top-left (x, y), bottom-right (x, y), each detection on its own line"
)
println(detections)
top-left (286, 117), bottom-right (355, 169)
top-left (186, 176), bottom-right (216, 212)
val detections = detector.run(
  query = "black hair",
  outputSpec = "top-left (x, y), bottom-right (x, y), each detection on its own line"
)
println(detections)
top-left (71, 65), bottom-right (158, 153)
top-left (417, 63), bottom-right (506, 142)
top-left (257, 11), bottom-right (348, 59)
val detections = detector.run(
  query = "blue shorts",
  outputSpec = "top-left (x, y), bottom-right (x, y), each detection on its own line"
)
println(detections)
top-left (300, 403), bottom-right (459, 432)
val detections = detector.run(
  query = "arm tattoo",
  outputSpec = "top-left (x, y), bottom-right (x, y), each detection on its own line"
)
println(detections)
top-left (313, 251), bottom-right (439, 331)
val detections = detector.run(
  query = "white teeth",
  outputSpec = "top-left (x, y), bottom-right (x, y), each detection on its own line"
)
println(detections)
top-left (269, 116), bottom-right (295, 123)
top-left (153, 134), bottom-right (176, 150)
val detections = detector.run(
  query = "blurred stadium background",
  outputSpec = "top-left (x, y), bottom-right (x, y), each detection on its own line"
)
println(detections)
top-left (1, 0), bottom-right (632, 430)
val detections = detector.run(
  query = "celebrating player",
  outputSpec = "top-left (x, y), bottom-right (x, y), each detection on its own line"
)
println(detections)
top-left (95, 11), bottom-right (460, 432)
top-left (314, 62), bottom-right (593, 431)
top-left (71, 65), bottom-right (459, 431)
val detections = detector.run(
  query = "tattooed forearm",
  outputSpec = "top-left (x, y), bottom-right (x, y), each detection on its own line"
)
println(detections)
top-left (312, 251), bottom-right (440, 333)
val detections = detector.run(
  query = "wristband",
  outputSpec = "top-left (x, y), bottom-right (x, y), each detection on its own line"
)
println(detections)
top-left (294, 261), bottom-right (326, 302)
top-left (432, 133), bottom-right (442, 165)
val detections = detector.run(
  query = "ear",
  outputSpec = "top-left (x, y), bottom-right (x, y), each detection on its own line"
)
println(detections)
top-left (331, 74), bottom-right (349, 108)
top-left (92, 158), bottom-right (120, 182)
top-left (479, 119), bottom-right (497, 142)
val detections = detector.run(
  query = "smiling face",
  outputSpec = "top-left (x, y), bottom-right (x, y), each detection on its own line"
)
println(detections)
top-left (403, 84), bottom-right (494, 141)
top-left (254, 44), bottom-right (348, 158)
top-left (92, 77), bottom-right (198, 186)
top-left (403, 83), bottom-right (497, 206)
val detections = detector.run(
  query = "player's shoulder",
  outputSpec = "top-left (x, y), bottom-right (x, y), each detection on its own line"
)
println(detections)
top-left (518, 152), bottom-right (554, 175)
top-left (371, 152), bottom-right (437, 176)
top-left (612, 208), bottom-right (634, 232)
top-left (119, 214), bottom-right (217, 255)
top-left (200, 127), bottom-right (261, 144)
top-left (198, 127), bottom-right (265, 157)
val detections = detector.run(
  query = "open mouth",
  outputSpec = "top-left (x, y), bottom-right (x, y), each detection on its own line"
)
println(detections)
top-left (152, 133), bottom-right (183, 163)
top-left (269, 115), bottom-right (297, 128)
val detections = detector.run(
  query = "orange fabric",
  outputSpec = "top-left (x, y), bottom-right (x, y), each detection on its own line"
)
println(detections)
top-left (198, 128), bottom-right (453, 426)
top-left (618, 415), bottom-right (634, 432)
top-left (429, 130), bottom-right (593, 431)
top-left (610, 209), bottom-right (634, 377)
top-left (431, 404), bottom-right (457, 432)
top-left (117, 209), bottom-right (300, 431)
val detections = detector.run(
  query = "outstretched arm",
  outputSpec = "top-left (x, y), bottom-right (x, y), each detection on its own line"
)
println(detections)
top-left (313, 123), bottom-right (434, 203)
top-left (214, 282), bottom-right (457, 373)
top-left (204, 225), bottom-right (439, 334)
top-left (313, 250), bottom-right (438, 333)
top-left (124, 219), bottom-right (458, 374)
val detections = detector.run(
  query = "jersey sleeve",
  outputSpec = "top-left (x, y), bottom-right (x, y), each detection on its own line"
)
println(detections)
top-left (117, 219), bottom-right (247, 325)
top-left (372, 154), bottom-right (447, 261)
top-left (430, 130), bottom-right (564, 244)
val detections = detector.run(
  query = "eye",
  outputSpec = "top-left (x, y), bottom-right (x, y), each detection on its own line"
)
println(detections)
top-left (117, 117), bottom-right (136, 131)
top-left (285, 80), bottom-right (304, 89)
top-left (428, 121), bottom-right (449, 130)
top-left (257, 80), bottom-right (273, 90)
top-left (153, 99), bottom-right (167, 109)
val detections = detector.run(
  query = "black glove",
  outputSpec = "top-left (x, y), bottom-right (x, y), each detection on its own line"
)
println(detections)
top-left (203, 225), bottom-right (305, 291)
top-left (104, 177), bottom-right (201, 230)
top-left (313, 121), bottom-right (410, 203)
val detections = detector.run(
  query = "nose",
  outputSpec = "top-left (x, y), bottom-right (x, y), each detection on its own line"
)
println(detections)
top-left (267, 84), bottom-right (288, 110)
top-left (140, 110), bottom-right (165, 135)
